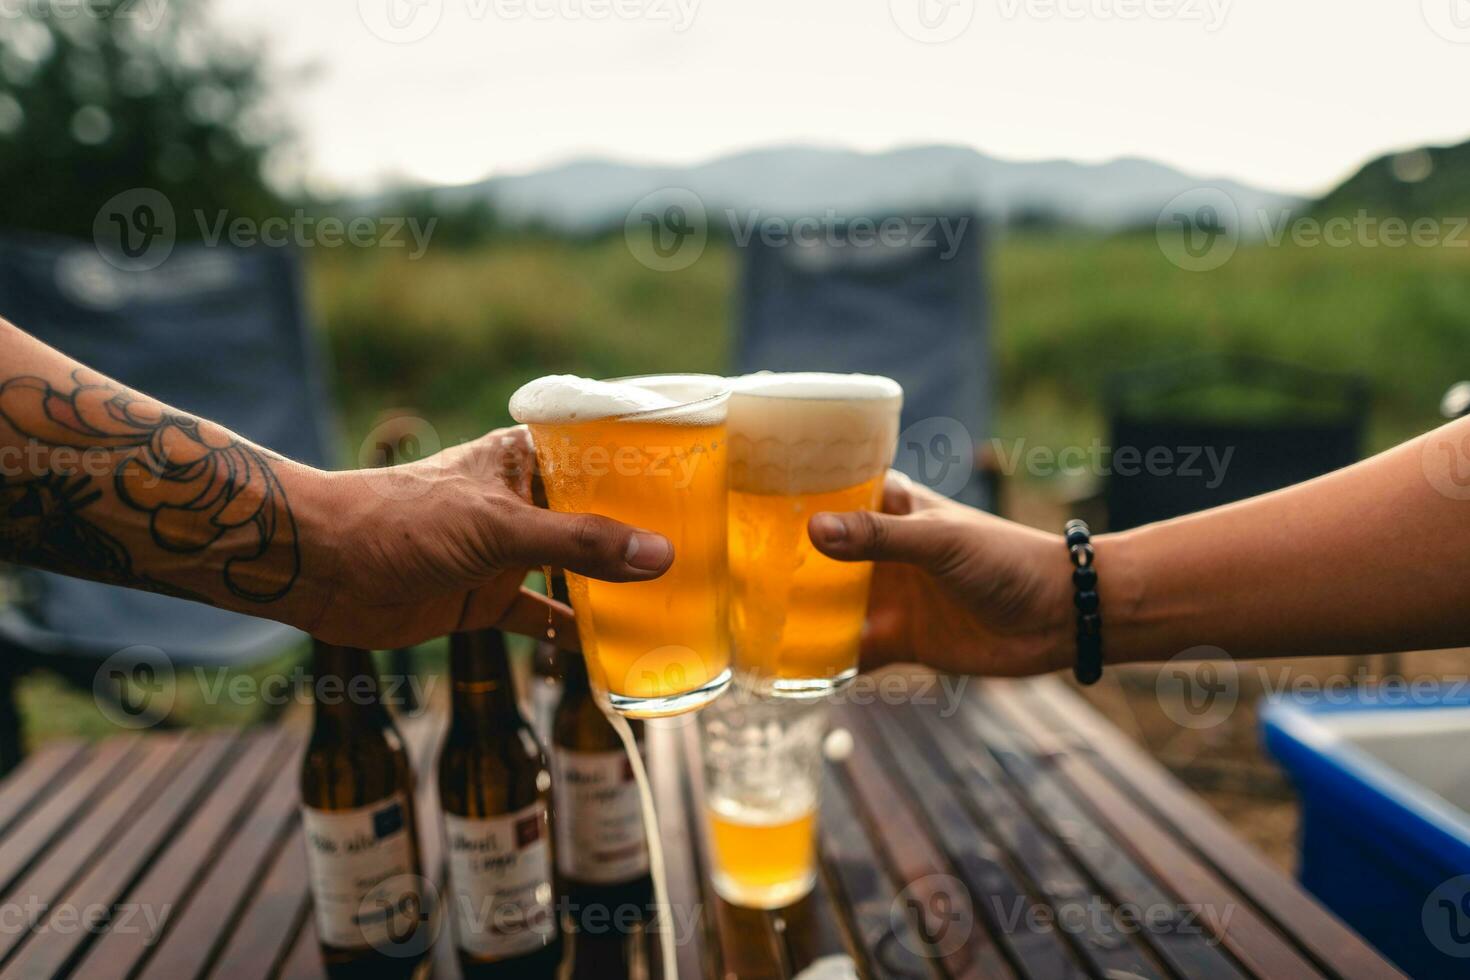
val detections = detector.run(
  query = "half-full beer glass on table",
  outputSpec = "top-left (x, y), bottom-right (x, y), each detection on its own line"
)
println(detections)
top-left (511, 374), bottom-right (732, 718)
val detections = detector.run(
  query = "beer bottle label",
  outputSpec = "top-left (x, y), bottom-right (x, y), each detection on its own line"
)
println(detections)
top-left (444, 803), bottom-right (556, 959)
top-left (301, 795), bottom-right (420, 951)
top-left (554, 747), bottom-right (650, 884)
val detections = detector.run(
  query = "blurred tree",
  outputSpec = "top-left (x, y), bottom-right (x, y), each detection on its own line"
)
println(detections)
top-left (0, 0), bottom-right (287, 240)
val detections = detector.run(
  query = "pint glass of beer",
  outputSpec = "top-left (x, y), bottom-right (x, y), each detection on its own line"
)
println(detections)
top-left (699, 692), bottom-right (825, 909)
top-left (511, 374), bottom-right (732, 718)
top-left (726, 373), bottom-right (902, 697)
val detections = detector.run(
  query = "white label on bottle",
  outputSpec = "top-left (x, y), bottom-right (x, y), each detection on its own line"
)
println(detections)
top-left (301, 795), bottom-right (420, 951)
top-left (554, 747), bottom-right (649, 884)
top-left (444, 803), bottom-right (556, 959)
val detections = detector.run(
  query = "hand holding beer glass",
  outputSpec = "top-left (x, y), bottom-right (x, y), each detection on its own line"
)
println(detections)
top-left (727, 373), bottom-right (903, 697)
top-left (511, 374), bottom-right (733, 718)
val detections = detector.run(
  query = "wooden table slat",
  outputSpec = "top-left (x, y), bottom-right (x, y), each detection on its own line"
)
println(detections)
top-left (958, 693), bottom-right (1249, 980)
top-left (0, 733), bottom-right (237, 980)
top-left (273, 916), bottom-right (326, 980)
top-left (646, 719), bottom-right (712, 980)
top-left (835, 704), bottom-right (1026, 980)
top-left (0, 743), bottom-right (86, 841)
top-left (69, 728), bottom-right (294, 980)
top-left (0, 674), bottom-right (1404, 980)
top-left (135, 732), bottom-right (305, 980)
top-left (1023, 678), bottom-right (1408, 980)
top-left (979, 685), bottom-right (1331, 980)
top-left (208, 824), bottom-right (313, 980)
top-left (773, 867), bottom-right (851, 976)
top-left (895, 702), bottom-right (1168, 980)
top-left (0, 738), bottom-right (140, 898)
top-left (818, 766), bottom-right (937, 980)
top-left (0, 734), bottom-right (191, 970)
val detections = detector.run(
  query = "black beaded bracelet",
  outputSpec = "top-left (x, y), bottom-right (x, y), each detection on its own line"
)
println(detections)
top-left (1064, 519), bottom-right (1103, 685)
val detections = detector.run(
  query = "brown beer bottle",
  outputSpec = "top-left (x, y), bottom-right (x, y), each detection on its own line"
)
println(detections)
top-left (439, 628), bottom-right (563, 978)
top-left (552, 649), bottom-right (653, 935)
top-left (300, 640), bottom-right (427, 979)
top-left (528, 572), bottom-right (568, 749)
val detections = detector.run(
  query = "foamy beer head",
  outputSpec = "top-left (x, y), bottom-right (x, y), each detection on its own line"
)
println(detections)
top-left (727, 372), bottom-right (903, 495)
top-left (509, 373), bottom-right (728, 427)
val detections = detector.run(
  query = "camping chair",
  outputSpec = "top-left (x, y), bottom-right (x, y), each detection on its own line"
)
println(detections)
top-left (1101, 354), bottom-right (1367, 531)
top-left (0, 236), bottom-right (337, 771)
top-left (733, 213), bottom-right (996, 510)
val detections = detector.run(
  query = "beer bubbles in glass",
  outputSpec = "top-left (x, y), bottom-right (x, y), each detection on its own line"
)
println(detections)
top-left (510, 374), bottom-right (733, 718)
top-left (726, 373), bottom-right (902, 698)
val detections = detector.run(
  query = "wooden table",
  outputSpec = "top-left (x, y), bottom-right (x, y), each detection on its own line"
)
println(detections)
top-left (0, 676), bottom-right (1403, 979)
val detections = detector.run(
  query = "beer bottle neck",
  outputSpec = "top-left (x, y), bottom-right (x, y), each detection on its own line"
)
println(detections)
top-left (311, 641), bottom-right (391, 730)
top-left (560, 649), bottom-right (590, 696)
top-left (449, 630), bottom-right (523, 731)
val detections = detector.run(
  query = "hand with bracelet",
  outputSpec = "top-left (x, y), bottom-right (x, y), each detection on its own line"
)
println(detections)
top-left (0, 319), bottom-right (673, 650)
top-left (809, 424), bottom-right (1470, 677)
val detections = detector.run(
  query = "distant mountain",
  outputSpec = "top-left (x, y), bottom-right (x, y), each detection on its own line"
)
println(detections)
top-left (426, 144), bottom-right (1302, 234)
top-left (1312, 138), bottom-right (1470, 220)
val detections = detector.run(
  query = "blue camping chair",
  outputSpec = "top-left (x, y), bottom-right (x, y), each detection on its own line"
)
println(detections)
top-left (0, 236), bottom-right (337, 767)
top-left (733, 213), bottom-right (996, 510)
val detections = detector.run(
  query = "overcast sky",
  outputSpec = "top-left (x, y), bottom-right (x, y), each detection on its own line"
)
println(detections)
top-left (213, 0), bottom-right (1470, 197)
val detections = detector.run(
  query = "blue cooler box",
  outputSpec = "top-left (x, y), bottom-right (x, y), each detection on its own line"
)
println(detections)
top-left (1262, 686), bottom-right (1470, 978)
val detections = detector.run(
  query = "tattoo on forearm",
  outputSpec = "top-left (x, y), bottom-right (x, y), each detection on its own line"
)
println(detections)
top-left (0, 370), bottom-right (300, 603)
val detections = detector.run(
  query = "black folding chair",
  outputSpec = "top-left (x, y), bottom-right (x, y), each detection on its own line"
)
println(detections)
top-left (733, 213), bottom-right (996, 510)
top-left (1102, 354), bottom-right (1367, 531)
top-left (0, 236), bottom-right (337, 769)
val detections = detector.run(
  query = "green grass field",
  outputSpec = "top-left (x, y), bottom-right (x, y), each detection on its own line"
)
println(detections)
top-left (311, 230), bottom-right (1470, 466)
top-left (18, 231), bottom-right (1469, 741)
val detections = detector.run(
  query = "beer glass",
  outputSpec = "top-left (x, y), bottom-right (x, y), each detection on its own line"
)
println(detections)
top-left (513, 374), bottom-right (732, 718)
top-left (699, 691), bottom-right (825, 909)
top-left (726, 373), bottom-right (902, 697)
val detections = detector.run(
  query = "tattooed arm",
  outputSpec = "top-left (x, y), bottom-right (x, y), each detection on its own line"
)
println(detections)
top-left (0, 319), bottom-right (673, 648)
